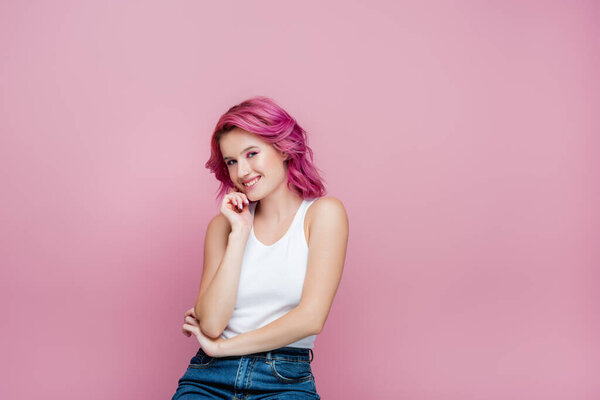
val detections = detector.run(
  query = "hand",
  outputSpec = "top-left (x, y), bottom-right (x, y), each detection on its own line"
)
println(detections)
top-left (182, 311), bottom-right (225, 357)
top-left (220, 189), bottom-right (253, 233)
top-left (181, 307), bottom-right (197, 337)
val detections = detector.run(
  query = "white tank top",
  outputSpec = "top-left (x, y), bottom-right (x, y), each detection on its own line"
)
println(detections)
top-left (220, 197), bottom-right (319, 349)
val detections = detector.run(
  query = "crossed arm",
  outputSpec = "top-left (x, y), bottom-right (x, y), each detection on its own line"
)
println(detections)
top-left (183, 197), bottom-right (349, 357)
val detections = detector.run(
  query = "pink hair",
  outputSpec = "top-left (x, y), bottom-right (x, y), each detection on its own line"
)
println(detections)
top-left (205, 96), bottom-right (327, 201)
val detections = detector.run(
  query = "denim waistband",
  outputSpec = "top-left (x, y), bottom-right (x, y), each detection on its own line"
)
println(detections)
top-left (197, 346), bottom-right (313, 362)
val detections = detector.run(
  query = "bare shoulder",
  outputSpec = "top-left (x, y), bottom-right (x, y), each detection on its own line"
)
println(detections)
top-left (306, 196), bottom-right (349, 239)
top-left (310, 196), bottom-right (347, 217)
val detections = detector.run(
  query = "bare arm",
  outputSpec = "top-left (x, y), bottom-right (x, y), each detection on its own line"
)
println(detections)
top-left (217, 304), bottom-right (318, 356)
top-left (194, 214), bottom-right (250, 339)
top-left (216, 197), bottom-right (349, 356)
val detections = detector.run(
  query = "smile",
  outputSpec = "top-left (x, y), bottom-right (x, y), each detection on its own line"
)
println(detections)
top-left (243, 176), bottom-right (261, 189)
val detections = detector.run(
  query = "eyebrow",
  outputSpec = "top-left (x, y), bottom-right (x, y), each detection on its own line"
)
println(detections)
top-left (222, 146), bottom-right (259, 161)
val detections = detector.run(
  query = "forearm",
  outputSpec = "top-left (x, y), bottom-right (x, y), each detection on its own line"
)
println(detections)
top-left (195, 230), bottom-right (249, 338)
top-left (217, 305), bottom-right (320, 357)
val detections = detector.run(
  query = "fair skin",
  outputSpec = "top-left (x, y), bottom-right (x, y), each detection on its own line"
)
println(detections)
top-left (182, 128), bottom-right (349, 357)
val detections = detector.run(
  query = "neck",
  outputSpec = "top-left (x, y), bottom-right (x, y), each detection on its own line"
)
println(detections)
top-left (255, 183), bottom-right (304, 222)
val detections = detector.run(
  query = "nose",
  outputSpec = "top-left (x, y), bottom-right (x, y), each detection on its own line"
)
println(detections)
top-left (237, 159), bottom-right (250, 177)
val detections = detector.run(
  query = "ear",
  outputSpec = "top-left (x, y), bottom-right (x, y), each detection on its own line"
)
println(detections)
top-left (278, 150), bottom-right (289, 161)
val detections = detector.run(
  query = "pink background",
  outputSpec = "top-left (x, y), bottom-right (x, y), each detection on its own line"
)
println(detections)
top-left (1, 1), bottom-right (598, 399)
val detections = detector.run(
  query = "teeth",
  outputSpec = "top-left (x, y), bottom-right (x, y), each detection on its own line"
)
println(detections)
top-left (243, 177), bottom-right (260, 187)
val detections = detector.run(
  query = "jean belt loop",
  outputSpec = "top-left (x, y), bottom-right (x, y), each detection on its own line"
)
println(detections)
top-left (309, 348), bottom-right (314, 362)
top-left (267, 351), bottom-right (272, 361)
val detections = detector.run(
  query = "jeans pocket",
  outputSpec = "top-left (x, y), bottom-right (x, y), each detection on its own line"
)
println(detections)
top-left (188, 353), bottom-right (215, 369)
top-left (269, 359), bottom-right (313, 383)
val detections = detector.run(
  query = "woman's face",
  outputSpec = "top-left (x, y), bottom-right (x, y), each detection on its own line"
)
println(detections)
top-left (219, 128), bottom-right (288, 201)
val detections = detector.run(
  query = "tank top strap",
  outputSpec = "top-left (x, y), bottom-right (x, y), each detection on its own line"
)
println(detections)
top-left (291, 198), bottom-right (319, 234)
top-left (299, 197), bottom-right (318, 218)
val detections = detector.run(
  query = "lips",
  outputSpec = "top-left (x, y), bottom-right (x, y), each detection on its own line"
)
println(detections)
top-left (242, 176), bottom-right (261, 189)
top-left (242, 176), bottom-right (260, 185)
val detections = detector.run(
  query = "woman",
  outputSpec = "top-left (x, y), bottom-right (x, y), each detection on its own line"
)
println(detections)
top-left (172, 96), bottom-right (349, 399)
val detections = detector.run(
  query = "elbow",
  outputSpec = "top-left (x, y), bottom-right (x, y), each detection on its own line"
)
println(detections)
top-left (203, 326), bottom-right (223, 340)
top-left (199, 319), bottom-right (224, 340)
top-left (302, 308), bottom-right (324, 335)
top-left (194, 304), bottom-right (225, 340)
top-left (311, 324), bottom-right (323, 335)
top-left (298, 304), bottom-right (325, 335)
top-left (311, 320), bottom-right (324, 335)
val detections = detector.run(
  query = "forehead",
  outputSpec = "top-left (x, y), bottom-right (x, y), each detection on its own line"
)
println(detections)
top-left (219, 128), bottom-right (268, 154)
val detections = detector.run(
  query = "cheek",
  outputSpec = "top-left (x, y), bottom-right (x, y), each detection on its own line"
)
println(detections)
top-left (227, 168), bottom-right (241, 185)
top-left (251, 158), bottom-right (267, 172)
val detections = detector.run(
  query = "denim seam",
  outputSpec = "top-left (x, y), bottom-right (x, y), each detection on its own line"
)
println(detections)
top-left (233, 358), bottom-right (242, 397)
top-left (187, 355), bottom-right (215, 369)
top-left (269, 360), bottom-right (314, 383)
top-left (245, 357), bottom-right (257, 396)
top-left (262, 356), bottom-right (311, 362)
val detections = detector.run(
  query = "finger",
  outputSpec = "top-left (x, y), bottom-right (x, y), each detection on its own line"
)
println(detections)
top-left (183, 323), bottom-right (200, 336)
top-left (182, 327), bottom-right (191, 336)
top-left (183, 323), bottom-right (199, 335)
top-left (236, 192), bottom-right (248, 203)
top-left (184, 307), bottom-right (195, 318)
top-left (232, 196), bottom-right (244, 212)
top-left (185, 316), bottom-right (200, 325)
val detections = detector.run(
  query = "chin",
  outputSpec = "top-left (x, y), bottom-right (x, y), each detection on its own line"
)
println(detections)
top-left (247, 194), bottom-right (260, 202)
top-left (241, 190), bottom-right (256, 201)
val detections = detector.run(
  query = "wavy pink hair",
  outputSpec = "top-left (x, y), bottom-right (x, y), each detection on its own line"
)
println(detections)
top-left (205, 96), bottom-right (327, 201)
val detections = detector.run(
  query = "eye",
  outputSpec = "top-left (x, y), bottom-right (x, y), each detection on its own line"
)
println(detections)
top-left (226, 152), bottom-right (257, 167)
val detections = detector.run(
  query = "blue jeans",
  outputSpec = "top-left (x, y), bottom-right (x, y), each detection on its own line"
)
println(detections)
top-left (171, 346), bottom-right (320, 399)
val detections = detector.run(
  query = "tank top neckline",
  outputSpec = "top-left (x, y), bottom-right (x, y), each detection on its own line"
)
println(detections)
top-left (250, 199), bottom-right (307, 248)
